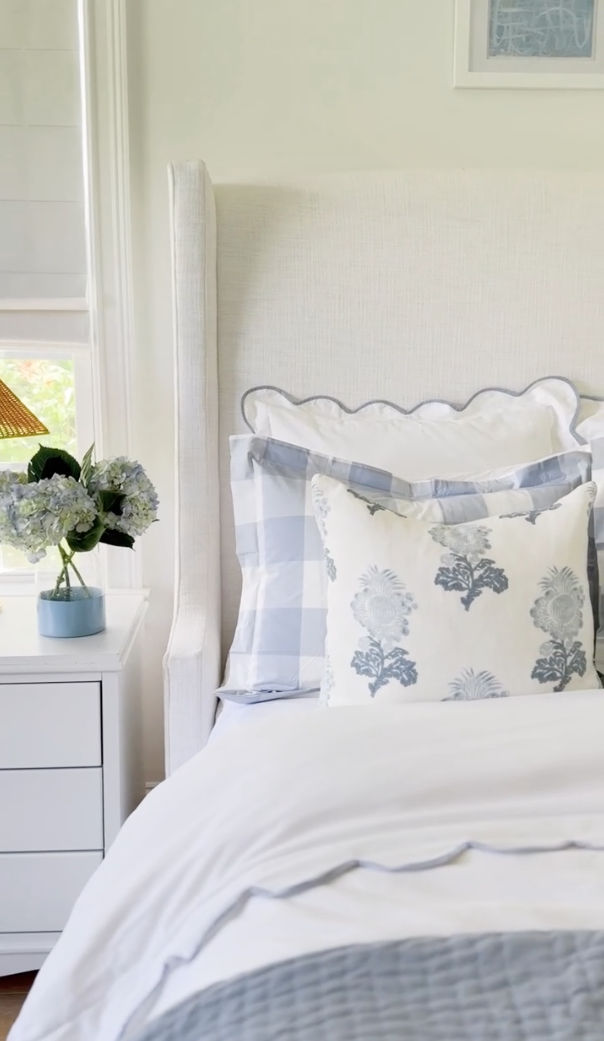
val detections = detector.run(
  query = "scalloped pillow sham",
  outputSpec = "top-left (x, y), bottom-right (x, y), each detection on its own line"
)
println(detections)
top-left (311, 475), bottom-right (600, 705)
top-left (242, 378), bottom-right (580, 478)
top-left (223, 435), bottom-right (593, 699)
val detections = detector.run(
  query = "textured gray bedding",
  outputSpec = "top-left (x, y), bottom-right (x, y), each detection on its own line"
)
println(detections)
top-left (134, 930), bottom-right (604, 1041)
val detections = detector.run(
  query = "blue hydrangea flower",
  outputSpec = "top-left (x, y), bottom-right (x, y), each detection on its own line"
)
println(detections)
top-left (88, 457), bottom-right (159, 536)
top-left (0, 447), bottom-right (159, 600)
top-left (0, 474), bottom-right (97, 562)
top-left (0, 469), bottom-right (27, 494)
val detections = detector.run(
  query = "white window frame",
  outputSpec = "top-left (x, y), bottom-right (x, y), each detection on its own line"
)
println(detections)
top-left (0, 342), bottom-right (95, 589)
top-left (80, 0), bottom-right (138, 589)
top-left (0, 340), bottom-right (94, 451)
top-left (0, 0), bottom-right (138, 591)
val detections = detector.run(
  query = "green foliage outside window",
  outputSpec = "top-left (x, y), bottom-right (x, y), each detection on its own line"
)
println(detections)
top-left (0, 359), bottom-right (76, 464)
top-left (0, 359), bottom-right (77, 572)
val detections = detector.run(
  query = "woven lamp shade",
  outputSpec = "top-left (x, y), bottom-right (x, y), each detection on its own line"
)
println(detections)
top-left (0, 379), bottom-right (49, 440)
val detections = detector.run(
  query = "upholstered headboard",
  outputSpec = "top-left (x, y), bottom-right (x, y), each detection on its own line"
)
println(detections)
top-left (164, 161), bottom-right (604, 773)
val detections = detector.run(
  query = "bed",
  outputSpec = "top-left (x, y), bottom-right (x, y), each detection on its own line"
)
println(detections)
top-left (9, 165), bottom-right (604, 1040)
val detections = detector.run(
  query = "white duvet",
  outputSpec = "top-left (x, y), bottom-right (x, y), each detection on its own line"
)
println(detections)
top-left (10, 693), bottom-right (604, 1041)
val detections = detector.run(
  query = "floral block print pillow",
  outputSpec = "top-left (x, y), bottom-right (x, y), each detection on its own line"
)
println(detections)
top-left (224, 436), bottom-right (593, 697)
top-left (311, 475), bottom-right (601, 705)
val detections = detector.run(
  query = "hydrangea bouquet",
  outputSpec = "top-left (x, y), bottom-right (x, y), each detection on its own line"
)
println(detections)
top-left (0, 445), bottom-right (158, 599)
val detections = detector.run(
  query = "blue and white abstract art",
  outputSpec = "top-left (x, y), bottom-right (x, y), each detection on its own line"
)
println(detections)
top-left (488, 0), bottom-right (595, 58)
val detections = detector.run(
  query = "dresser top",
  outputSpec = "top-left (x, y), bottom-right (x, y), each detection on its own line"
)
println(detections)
top-left (0, 591), bottom-right (148, 673)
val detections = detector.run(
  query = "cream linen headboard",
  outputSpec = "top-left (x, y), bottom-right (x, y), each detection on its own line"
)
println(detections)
top-left (164, 161), bottom-right (604, 773)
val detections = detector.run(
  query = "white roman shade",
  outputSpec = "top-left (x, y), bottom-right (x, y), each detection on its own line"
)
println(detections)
top-left (0, 0), bottom-right (88, 341)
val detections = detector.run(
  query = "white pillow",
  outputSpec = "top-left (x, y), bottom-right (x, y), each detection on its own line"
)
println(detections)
top-left (242, 378), bottom-right (580, 479)
top-left (311, 474), bottom-right (600, 705)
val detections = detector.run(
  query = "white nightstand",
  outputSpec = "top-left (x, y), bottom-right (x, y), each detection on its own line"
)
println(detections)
top-left (0, 591), bottom-right (148, 975)
top-left (597, 633), bottom-right (604, 678)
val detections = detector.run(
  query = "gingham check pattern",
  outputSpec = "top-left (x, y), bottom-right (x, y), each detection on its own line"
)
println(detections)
top-left (223, 436), bottom-right (592, 697)
top-left (578, 396), bottom-right (604, 624)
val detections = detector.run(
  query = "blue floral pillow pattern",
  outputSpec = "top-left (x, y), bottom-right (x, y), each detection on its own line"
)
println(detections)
top-left (311, 475), bottom-right (600, 705)
top-left (223, 435), bottom-right (593, 698)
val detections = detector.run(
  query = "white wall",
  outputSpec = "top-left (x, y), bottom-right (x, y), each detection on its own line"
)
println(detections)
top-left (125, 0), bottom-right (604, 781)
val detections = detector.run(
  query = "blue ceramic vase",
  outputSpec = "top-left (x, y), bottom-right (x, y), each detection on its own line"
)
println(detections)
top-left (37, 586), bottom-right (106, 638)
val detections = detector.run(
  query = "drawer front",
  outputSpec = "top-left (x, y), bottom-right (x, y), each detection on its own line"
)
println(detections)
top-left (0, 682), bottom-right (101, 767)
top-left (0, 769), bottom-right (103, 852)
top-left (0, 851), bottom-right (102, 931)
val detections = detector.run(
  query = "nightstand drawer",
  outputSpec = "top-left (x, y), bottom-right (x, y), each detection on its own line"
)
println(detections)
top-left (0, 769), bottom-right (103, 851)
top-left (0, 852), bottom-right (102, 932)
top-left (0, 682), bottom-right (101, 767)
top-left (0, 591), bottom-right (146, 973)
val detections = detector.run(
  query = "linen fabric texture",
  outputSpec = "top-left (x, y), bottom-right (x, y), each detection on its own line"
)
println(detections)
top-left (241, 378), bottom-right (581, 478)
top-left (312, 475), bottom-right (600, 705)
top-left (132, 931), bottom-right (604, 1041)
top-left (223, 435), bottom-right (593, 698)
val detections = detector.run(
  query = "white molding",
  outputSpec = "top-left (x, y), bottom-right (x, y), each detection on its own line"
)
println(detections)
top-left (79, 0), bottom-right (138, 588)
top-left (0, 5), bottom-right (136, 590)
top-left (0, 339), bottom-right (90, 356)
top-left (453, 0), bottom-right (473, 88)
top-left (73, 350), bottom-right (96, 458)
top-left (0, 298), bottom-right (88, 312)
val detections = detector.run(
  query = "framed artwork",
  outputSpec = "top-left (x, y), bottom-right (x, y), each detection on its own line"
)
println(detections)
top-left (454, 0), bottom-right (604, 87)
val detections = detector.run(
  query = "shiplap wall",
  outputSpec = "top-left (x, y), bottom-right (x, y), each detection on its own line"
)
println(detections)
top-left (0, 0), bottom-right (86, 309)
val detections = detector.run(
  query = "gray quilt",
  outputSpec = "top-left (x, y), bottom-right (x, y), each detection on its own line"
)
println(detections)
top-left (134, 930), bottom-right (604, 1041)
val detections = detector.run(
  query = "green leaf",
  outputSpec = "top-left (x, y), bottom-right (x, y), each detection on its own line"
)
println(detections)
top-left (28, 445), bottom-right (80, 483)
top-left (99, 528), bottom-right (134, 549)
top-left (66, 518), bottom-right (105, 553)
top-left (80, 443), bottom-right (95, 487)
top-left (98, 490), bottom-right (125, 515)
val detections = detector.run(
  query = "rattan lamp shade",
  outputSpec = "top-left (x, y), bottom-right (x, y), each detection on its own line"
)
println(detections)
top-left (0, 379), bottom-right (49, 440)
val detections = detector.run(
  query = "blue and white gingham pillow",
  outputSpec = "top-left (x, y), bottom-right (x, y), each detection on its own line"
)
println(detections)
top-left (222, 436), bottom-right (593, 700)
top-left (578, 396), bottom-right (604, 627)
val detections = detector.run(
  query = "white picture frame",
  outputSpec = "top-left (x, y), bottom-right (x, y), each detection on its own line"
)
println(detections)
top-left (454, 0), bottom-right (604, 87)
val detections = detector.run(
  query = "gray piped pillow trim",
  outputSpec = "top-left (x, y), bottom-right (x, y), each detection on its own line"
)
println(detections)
top-left (241, 375), bottom-right (582, 442)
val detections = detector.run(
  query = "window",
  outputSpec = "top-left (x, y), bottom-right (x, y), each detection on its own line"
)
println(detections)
top-left (0, 349), bottom-right (94, 578)
top-left (0, 0), bottom-right (95, 585)
top-left (0, 357), bottom-right (77, 464)
top-left (1, 0), bottom-right (136, 590)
